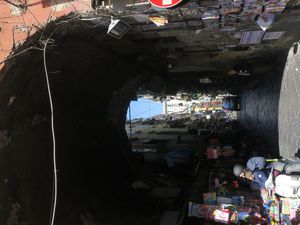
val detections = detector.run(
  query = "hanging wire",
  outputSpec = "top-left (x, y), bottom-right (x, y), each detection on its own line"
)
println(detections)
top-left (43, 25), bottom-right (62, 225)
top-left (3, 0), bottom-right (27, 15)
top-left (41, 16), bottom-right (81, 225)
top-left (41, 16), bottom-right (111, 225)
top-left (0, 15), bottom-right (112, 65)
top-left (3, 0), bottom-right (24, 8)
top-left (39, 0), bottom-right (58, 41)
top-left (26, 6), bottom-right (43, 26)
top-left (0, 46), bottom-right (43, 65)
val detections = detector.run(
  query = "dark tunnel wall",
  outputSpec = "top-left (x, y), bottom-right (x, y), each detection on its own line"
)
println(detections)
top-left (237, 52), bottom-right (288, 155)
top-left (0, 52), bottom-right (53, 225)
top-left (0, 15), bottom-right (297, 225)
top-left (0, 20), bottom-right (166, 225)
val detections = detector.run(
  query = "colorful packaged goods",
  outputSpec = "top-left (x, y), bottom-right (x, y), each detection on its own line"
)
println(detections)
top-left (281, 198), bottom-right (300, 221)
top-left (238, 211), bottom-right (249, 221)
top-left (260, 189), bottom-right (270, 205)
top-left (207, 147), bottom-right (219, 159)
top-left (203, 192), bottom-right (217, 205)
top-left (230, 211), bottom-right (239, 224)
top-left (217, 196), bottom-right (233, 205)
top-left (214, 209), bottom-right (230, 223)
top-left (220, 6), bottom-right (242, 15)
top-left (265, 2), bottom-right (287, 13)
top-left (188, 202), bottom-right (219, 220)
top-left (188, 202), bottom-right (266, 224)
top-left (268, 203), bottom-right (280, 224)
top-left (232, 196), bottom-right (245, 206)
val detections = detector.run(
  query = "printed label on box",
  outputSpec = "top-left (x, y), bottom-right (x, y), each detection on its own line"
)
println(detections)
top-left (263, 31), bottom-right (285, 40)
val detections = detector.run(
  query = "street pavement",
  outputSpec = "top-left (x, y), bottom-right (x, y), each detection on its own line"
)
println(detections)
top-left (238, 44), bottom-right (300, 157)
top-left (278, 42), bottom-right (300, 158)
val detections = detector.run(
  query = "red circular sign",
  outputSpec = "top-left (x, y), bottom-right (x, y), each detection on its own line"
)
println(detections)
top-left (148, 0), bottom-right (183, 8)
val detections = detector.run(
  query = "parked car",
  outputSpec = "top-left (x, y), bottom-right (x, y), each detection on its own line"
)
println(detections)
top-left (222, 96), bottom-right (241, 111)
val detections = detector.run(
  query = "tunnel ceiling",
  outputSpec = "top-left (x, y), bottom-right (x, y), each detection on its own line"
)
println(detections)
top-left (1, 0), bottom-right (300, 81)
top-left (99, 0), bottom-right (300, 77)
top-left (1, 0), bottom-right (300, 96)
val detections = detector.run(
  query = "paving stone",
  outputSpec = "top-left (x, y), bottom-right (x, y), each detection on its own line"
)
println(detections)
top-left (279, 42), bottom-right (300, 158)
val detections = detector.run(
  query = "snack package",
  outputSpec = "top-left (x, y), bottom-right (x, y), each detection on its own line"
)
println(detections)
top-left (203, 192), bottom-right (217, 205)
top-left (218, 196), bottom-right (233, 205)
top-left (281, 198), bottom-right (300, 220)
top-left (214, 209), bottom-right (230, 223)
top-left (188, 202), bottom-right (218, 219)
top-left (232, 196), bottom-right (245, 206)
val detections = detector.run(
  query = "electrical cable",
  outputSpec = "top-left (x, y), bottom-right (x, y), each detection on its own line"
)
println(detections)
top-left (0, 46), bottom-right (43, 65)
top-left (11, 26), bottom-right (17, 50)
top-left (16, 0), bottom-right (27, 6)
top-left (42, 29), bottom-right (58, 225)
top-left (41, 16), bottom-right (84, 225)
top-left (69, 2), bottom-right (80, 15)
top-left (3, 0), bottom-right (23, 8)
top-left (3, 0), bottom-right (27, 15)
top-left (42, 24), bottom-right (62, 225)
top-left (2, 18), bottom-right (117, 225)
top-left (42, 16), bottom-right (109, 225)
top-left (26, 6), bottom-right (43, 26)
top-left (54, 15), bottom-right (81, 25)
top-left (74, 0), bottom-right (93, 9)
top-left (92, 18), bottom-right (112, 27)
top-left (39, 0), bottom-right (57, 41)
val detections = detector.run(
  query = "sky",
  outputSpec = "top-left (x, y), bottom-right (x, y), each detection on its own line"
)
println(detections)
top-left (127, 98), bottom-right (163, 120)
